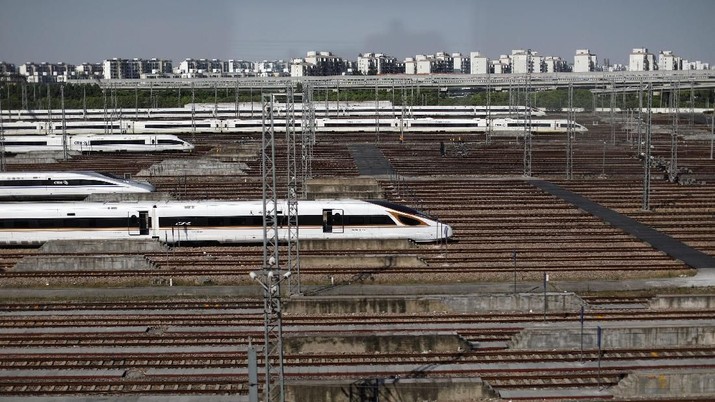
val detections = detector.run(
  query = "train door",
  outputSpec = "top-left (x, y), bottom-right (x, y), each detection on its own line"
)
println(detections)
top-left (150, 135), bottom-right (158, 149)
top-left (150, 205), bottom-right (159, 239)
top-left (322, 209), bottom-right (344, 234)
top-left (128, 210), bottom-right (150, 236)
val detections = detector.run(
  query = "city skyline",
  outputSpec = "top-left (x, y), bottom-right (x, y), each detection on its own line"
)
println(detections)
top-left (1, 0), bottom-right (714, 66)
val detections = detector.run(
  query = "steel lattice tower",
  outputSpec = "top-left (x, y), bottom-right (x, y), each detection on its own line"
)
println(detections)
top-left (643, 84), bottom-right (653, 211)
top-left (609, 80), bottom-right (616, 144)
top-left (0, 94), bottom-right (5, 172)
top-left (374, 82), bottom-right (380, 143)
top-left (61, 85), bottom-right (68, 161)
top-left (566, 82), bottom-right (574, 180)
top-left (400, 85), bottom-right (406, 141)
top-left (191, 83), bottom-right (196, 137)
top-left (21, 84), bottom-right (28, 111)
top-left (260, 93), bottom-right (285, 402)
top-left (301, 83), bottom-right (315, 198)
top-left (284, 86), bottom-right (301, 297)
top-left (637, 82), bottom-right (643, 156)
top-left (486, 75), bottom-right (492, 144)
top-left (670, 81), bottom-right (679, 182)
top-left (688, 81), bottom-right (695, 136)
top-left (523, 74), bottom-right (533, 177)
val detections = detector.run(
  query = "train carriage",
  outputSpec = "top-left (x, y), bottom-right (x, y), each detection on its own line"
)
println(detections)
top-left (0, 199), bottom-right (453, 245)
top-left (0, 171), bottom-right (155, 201)
top-left (1, 134), bottom-right (194, 153)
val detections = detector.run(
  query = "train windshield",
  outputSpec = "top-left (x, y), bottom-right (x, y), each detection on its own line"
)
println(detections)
top-left (96, 172), bottom-right (125, 181)
top-left (366, 200), bottom-right (434, 220)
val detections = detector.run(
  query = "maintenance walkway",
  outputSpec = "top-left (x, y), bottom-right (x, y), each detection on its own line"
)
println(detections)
top-left (347, 144), bottom-right (395, 176)
top-left (530, 179), bottom-right (715, 270)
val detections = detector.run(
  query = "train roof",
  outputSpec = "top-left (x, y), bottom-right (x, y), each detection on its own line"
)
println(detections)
top-left (0, 199), bottom-right (421, 214)
top-left (0, 171), bottom-right (125, 180)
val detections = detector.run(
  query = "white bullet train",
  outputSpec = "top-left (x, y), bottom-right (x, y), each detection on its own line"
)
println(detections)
top-left (0, 134), bottom-right (194, 154)
top-left (314, 117), bottom-right (587, 133)
top-left (1, 117), bottom-right (586, 135)
top-left (0, 104), bottom-right (546, 122)
top-left (0, 171), bottom-right (155, 201)
top-left (0, 199), bottom-right (453, 245)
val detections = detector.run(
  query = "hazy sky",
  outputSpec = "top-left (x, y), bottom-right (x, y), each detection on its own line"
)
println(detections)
top-left (1, 0), bottom-right (714, 66)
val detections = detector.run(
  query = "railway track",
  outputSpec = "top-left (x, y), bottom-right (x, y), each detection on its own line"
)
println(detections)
top-left (2, 114), bottom-right (715, 400)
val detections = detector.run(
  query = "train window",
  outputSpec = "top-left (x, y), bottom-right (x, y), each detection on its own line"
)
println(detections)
top-left (90, 140), bottom-right (145, 145)
top-left (322, 209), bottom-right (333, 233)
top-left (158, 139), bottom-right (184, 145)
top-left (298, 215), bottom-right (322, 226)
top-left (322, 209), bottom-right (344, 233)
top-left (369, 216), bottom-right (395, 225)
top-left (139, 211), bottom-right (149, 235)
top-left (397, 215), bottom-right (421, 226)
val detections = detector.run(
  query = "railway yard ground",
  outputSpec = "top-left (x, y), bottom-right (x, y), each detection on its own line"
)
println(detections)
top-left (2, 110), bottom-right (715, 401)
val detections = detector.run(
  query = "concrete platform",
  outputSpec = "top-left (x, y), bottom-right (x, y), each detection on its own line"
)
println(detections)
top-left (136, 158), bottom-right (249, 176)
top-left (284, 333), bottom-right (469, 354)
top-left (510, 322), bottom-right (715, 349)
top-left (38, 239), bottom-right (169, 254)
top-left (305, 177), bottom-right (384, 199)
top-left (0, 398), bottom-right (244, 402)
top-left (13, 255), bottom-right (155, 272)
top-left (288, 377), bottom-right (496, 402)
top-left (612, 369), bottom-right (715, 397)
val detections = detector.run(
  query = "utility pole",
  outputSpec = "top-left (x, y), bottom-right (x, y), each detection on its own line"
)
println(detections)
top-left (637, 81), bottom-right (643, 156)
top-left (523, 61), bottom-right (533, 177)
top-left (191, 82), bottom-right (196, 139)
top-left (609, 79), bottom-right (616, 145)
top-left (257, 93), bottom-right (286, 402)
top-left (47, 84), bottom-right (53, 134)
top-left (669, 81), bottom-right (679, 182)
top-left (61, 85), bottom-right (68, 161)
top-left (643, 84), bottom-right (653, 211)
top-left (0, 91), bottom-right (5, 172)
top-left (284, 85), bottom-right (301, 297)
top-left (711, 88), bottom-right (714, 160)
top-left (486, 75), bottom-right (492, 144)
top-left (566, 82), bottom-right (574, 180)
top-left (301, 82), bottom-right (315, 198)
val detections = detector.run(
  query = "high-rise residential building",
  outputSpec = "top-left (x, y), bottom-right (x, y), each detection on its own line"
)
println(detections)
top-left (256, 60), bottom-right (289, 77)
top-left (629, 48), bottom-right (656, 71)
top-left (19, 62), bottom-right (74, 82)
top-left (470, 52), bottom-right (490, 74)
top-left (302, 51), bottom-right (347, 76)
top-left (357, 53), bottom-right (399, 75)
top-left (511, 49), bottom-right (535, 74)
top-left (451, 52), bottom-right (470, 74)
top-left (104, 58), bottom-right (172, 79)
top-left (0, 61), bottom-right (16, 76)
top-left (573, 49), bottom-right (597, 72)
top-left (658, 51), bottom-right (681, 71)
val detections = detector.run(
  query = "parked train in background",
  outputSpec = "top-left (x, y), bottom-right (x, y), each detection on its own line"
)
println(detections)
top-left (0, 104), bottom-right (546, 122)
top-left (0, 171), bottom-right (155, 201)
top-left (0, 117), bottom-right (586, 135)
top-left (0, 134), bottom-right (194, 154)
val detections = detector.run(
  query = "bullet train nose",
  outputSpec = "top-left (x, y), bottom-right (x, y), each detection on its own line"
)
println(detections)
top-left (441, 224), bottom-right (453, 240)
top-left (444, 225), bottom-right (452, 239)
